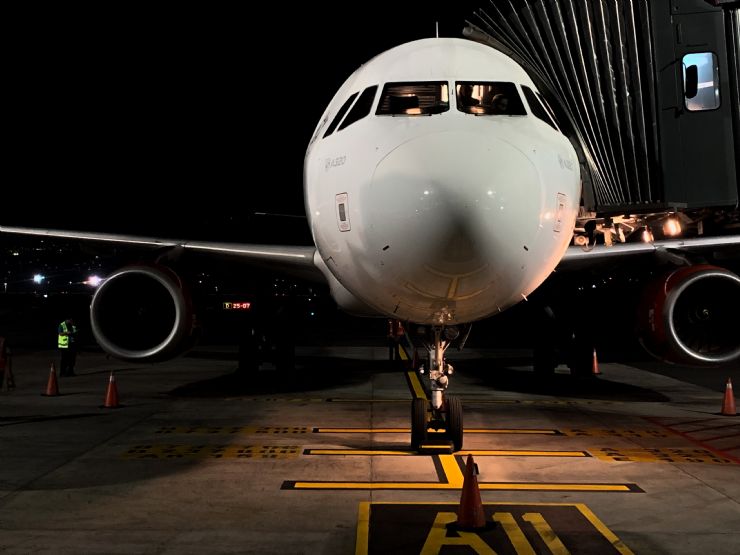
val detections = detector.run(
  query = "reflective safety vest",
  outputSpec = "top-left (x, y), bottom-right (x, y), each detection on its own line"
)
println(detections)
top-left (58, 321), bottom-right (76, 349)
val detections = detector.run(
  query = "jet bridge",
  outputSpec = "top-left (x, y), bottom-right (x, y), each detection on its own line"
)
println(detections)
top-left (465, 0), bottom-right (740, 215)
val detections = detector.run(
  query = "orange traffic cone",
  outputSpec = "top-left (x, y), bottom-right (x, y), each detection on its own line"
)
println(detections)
top-left (592, 349), bottom-right (601, 376)
top-left (42, 362), bottom-right (59, 396)
top-left (455, 454), bottom-right (487, 530)
top-left (721, 378), bottom-right (736, 416)
top-left (103, 371), bottom-right (120, 408)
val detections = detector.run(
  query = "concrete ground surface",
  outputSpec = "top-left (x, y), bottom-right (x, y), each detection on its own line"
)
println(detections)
top-left (1, 347), bottom-right (739, 554)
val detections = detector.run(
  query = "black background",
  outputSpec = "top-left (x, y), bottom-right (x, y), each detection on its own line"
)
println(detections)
top-left (6, 3), bottom-right (483, 240)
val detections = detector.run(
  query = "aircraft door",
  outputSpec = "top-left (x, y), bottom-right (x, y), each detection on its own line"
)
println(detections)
top-left (670, 8), bottom-right (738, 207)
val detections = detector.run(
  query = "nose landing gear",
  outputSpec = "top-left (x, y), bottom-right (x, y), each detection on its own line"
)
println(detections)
top-left (410, 326), bottom-right (464, 452)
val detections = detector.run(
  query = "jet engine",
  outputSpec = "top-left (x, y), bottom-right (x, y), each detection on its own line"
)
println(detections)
top-left (90, 265), bottom-right (196, 361)
top-left (638, 265), bottom-right (740, 365)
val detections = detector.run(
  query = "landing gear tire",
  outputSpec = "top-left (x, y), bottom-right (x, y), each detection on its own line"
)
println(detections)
top-left (411, 398), bottom-right (428, 450)
top-left (446, 395), bottom-right (463, 452)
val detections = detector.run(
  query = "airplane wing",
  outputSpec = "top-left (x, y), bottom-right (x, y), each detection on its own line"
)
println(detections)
top-left (557, 234), bottom-right (740, 271)
top-left (0, 225), bottom-right (324, 283)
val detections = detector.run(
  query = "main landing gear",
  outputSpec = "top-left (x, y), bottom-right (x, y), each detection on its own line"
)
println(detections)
top-left (410, 326), bottom-right (465, 452)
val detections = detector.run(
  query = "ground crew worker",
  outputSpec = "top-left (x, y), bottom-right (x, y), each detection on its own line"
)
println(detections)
top-left (58, 318), bottom-right (78, 377)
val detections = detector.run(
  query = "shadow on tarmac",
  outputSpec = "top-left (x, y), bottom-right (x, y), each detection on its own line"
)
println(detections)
top-left (457, 358), bottom-right (670, 402)
top-left (169, 355), bottom-right (385, 397)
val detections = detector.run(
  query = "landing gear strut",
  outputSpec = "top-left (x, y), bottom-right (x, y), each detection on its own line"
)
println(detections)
top-left (410, 327), bottom-right (464, 452)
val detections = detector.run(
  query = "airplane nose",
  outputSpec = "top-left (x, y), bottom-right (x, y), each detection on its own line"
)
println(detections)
top-left (363, 130), bottom-right (543, 321)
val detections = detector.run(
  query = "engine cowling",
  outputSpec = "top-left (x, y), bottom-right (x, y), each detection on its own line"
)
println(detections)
top-left (90, 265), bottom-right (196, 361)
top-left (638, 265), bottom-right (740, 365)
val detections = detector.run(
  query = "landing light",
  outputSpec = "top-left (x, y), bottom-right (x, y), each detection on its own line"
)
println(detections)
top-left (33, 274), bottom-right (44, 284)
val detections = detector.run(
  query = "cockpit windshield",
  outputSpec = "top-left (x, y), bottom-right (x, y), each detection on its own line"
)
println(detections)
top-left (376, 82), bottom-right (449, 116)
top-left (455, 82), bottom-right (526, 116)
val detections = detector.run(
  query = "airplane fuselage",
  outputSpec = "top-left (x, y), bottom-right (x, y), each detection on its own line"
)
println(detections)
top-left (305, 38), bottom-right (580, 325)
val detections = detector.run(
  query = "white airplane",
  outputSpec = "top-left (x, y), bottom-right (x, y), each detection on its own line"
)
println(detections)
top-left (3, 37), bottom-right (740, 451)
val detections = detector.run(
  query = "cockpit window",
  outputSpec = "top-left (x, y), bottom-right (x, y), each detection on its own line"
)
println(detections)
top-left (323, 92), bottom-right (358, 138)
top-left (339, 85), bottom-right (378, 130)
top-left (522, 85), bottom-right (558, 130)
top-left (455, 82), bottom-right (526, 115)
top-left (376, 82), bottom-right (449, 116)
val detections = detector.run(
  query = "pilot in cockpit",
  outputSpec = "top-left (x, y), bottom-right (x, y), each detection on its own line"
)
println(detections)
top-left (457, 84), bottom-right (479, 110)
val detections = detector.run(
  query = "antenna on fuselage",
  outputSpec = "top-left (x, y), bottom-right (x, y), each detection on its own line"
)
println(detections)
top-left (435, 21), bottom-right (439, 38)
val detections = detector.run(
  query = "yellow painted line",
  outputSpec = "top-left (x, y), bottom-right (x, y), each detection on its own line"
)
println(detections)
top-left (355, 502), bottom-right (370, 555)
top-left (288, 482), bottom-right (637, 492)
top-left (398, 347), bottom-right (409, 361)
top-left (314, 427), bottom-right (559, 435)
top-left (439, 454), bottom-right (463, 487)
top-left (315, 428), bottom-right (410, 433)
top-left (459, 450), bottom-right (588, 457)
top-left (356, 501), bottom-right (634, 555)
top-left (407, 371), bottom-right (427, 400)
top-left (576, 503), bottom-right (636, 554)
top-left (307, 450), bottom-right (415, 456)
top-left (292, 482), bottom-right (464, 490)
top-left (305, 448), bottom-right (587, 457)
top-left (155, 426), bottom-right (310, 435)
top-left (467, 429), bottom-right (560, 435)
top-left (480, 484), bottom-right (634, 492)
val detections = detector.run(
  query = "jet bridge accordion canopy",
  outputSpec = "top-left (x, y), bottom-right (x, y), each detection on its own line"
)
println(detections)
top-left (467, 0), bottom-right (740, 214)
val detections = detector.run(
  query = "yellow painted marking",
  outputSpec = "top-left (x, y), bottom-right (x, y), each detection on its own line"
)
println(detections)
top-left (466, 429), bottom-right (560, 435)
top-left (576, 504), bottom-right (635, 554)
top-left (523, 513), bottom-right (570, 554)
top-left (123, 444), bottom-right (300, 460)
top-left (481, 484), bottom-right (632, 492)
top-left (308, 450), bottom-right (415, 456)
top-left (355, 502), bottom-right (370, 555)
top-left (439, 454), bottom-right (464, 487)
top-left (306, 448), bottom-right (586, 457)
top-left (420, 512), bottom-right (495, 554)
top-left (563, 428), bottom-right (674, 438)
top-left (592, 447), bottom-right (735, 464)
top-left (407, 371), bottom-right (428, 400)
top-left (460, 450), bottom-right (587, 457)
top-left (493, 512), bottom-right (535, 555)
top-left (314, 427), bottom-right (558, 435)
top-left (316, 428), bottom-right (410, 433)
top-left (291, 481), bottom-right (637, 491)
top-left (155, 426), bottom-right (309, 435)
top-left (356, 502), bottom-right (635, 555)
top-left (294, 482), bottom-right (464, 490)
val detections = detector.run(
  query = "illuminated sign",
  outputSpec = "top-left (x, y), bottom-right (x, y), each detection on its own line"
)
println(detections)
top-left (223, 302), bottom-right (251, 310)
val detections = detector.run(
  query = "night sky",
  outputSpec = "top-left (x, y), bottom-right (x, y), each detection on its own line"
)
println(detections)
top-left (7, 3), bottom-right (484, 241)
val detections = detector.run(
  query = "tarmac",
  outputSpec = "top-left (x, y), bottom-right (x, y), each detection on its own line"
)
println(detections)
top-left (1, 346), bottom-right (739, 554)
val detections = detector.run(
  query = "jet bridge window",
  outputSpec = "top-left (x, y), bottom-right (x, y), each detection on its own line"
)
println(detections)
top-left (522, 85), bottom-right (558, 130)
top-left (376, 82), bottom-right (449, 116)
top-left (455, 82), bottom-right (526, 115)
top-left (323, 92), bottom-right (358, 138)
top-left (338, 85), bottom-right (378, 130)
top-left (682, 52), bottom-right (720, 111)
